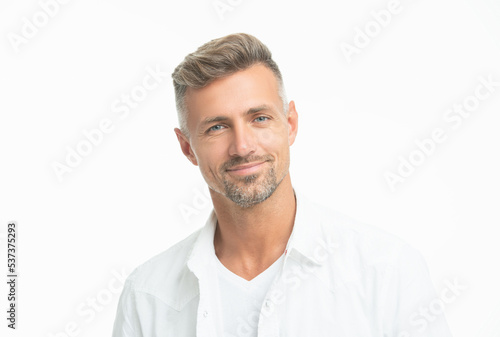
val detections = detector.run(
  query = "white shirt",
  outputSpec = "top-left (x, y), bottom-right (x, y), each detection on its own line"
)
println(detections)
top-left (215, 250), bottom-right (285, 337)
top-left (112, 189), bottom-right (453, 337)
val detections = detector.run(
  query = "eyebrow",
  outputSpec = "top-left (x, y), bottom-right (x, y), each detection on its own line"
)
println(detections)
top-left (199, 104), bottom-right (272, 128)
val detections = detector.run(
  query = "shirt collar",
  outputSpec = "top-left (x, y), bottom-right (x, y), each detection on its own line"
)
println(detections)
top-left (186, 209), bottom-right (218, 279)
top-left (286, 187), bottom-right (329, 266)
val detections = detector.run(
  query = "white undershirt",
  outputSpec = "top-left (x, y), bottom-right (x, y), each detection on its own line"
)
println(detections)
top-left (214, 252), bottom-right (285, 337)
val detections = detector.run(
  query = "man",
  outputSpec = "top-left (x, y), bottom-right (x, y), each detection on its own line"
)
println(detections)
top-left (112, 33), bottom-right (453, 336)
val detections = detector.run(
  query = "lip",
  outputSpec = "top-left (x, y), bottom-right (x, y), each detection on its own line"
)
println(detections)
top-left (226, 161), bottom-right (266, 175)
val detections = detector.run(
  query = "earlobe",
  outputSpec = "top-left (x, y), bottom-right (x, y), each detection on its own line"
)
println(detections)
top-left (174, 128), bottom-right (198, 166)
top-left (287, 101), bottom-right (299, 146)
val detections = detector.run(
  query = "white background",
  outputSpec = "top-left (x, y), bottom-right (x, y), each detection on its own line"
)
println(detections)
top-left (1, 0), bottom-right (499, 336)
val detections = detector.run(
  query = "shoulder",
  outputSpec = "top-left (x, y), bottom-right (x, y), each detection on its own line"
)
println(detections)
top-left (121, 228), bottom-right (203, 310)
top-left (308, 198), bottom-right (421, 269)
top-left (305, 199), bottom-right (430, 297)
top-left (128, 228), bottom-right (201, 283)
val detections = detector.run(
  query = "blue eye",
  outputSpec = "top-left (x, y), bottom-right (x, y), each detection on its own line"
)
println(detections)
top-left (255, 116), bottom-right (269, 122)
top-left (208, 125), bottom-right (224, 132)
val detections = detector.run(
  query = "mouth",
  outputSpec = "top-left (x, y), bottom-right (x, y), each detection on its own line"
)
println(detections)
top-left (226, 161), bottom-right (266, 175)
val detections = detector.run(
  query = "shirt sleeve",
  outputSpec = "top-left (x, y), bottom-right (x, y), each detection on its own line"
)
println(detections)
top-left (381, 243), bottom-right (454, 337)
top-left (112, 278), bottom-right (141, 337)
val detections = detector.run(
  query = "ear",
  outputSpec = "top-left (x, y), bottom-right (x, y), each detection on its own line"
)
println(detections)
top-left (286, 100), bottom-right (299, 146)
top-left (174, 128), bottom-right (198, 166)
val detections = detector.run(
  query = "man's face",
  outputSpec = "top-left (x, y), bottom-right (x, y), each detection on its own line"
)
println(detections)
top-left (175, 64), bottom-right (298, 208)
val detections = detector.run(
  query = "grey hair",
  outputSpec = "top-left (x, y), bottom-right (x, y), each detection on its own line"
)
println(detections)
top-left (171, 33), bottom-right (288, 137)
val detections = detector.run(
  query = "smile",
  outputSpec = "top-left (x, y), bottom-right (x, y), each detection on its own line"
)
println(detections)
top-left (226, 161), bottom-right (266, 175)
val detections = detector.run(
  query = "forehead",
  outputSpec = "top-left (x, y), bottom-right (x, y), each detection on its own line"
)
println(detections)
top-left (185, 64), bottom-right (282, 127)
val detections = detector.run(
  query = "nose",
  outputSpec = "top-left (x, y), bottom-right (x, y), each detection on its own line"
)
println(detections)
top-left (228, 122), bottom-right (256, 158)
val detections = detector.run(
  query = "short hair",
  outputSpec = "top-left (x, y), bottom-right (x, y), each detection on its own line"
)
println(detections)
top-left (171, 33), bottom-right (288, 137)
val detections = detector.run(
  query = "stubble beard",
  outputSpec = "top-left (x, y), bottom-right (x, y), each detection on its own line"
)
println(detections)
top-left (222, 162), bottom-right (286, 208)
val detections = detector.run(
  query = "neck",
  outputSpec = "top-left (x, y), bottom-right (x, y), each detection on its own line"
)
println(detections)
top-left (211, 173), bottom-right (296, 279)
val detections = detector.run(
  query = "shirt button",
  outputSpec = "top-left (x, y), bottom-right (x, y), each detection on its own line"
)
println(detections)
top-left (203, 310), bottom-right (209, 318)
top-left (265, 300), bottom-right (271, 308)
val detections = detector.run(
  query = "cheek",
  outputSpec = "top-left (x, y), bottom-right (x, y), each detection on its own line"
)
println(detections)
top-left (197, 143), bottom-right (226, 171)
top-left (258, 127), bottom-right (288, 151)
